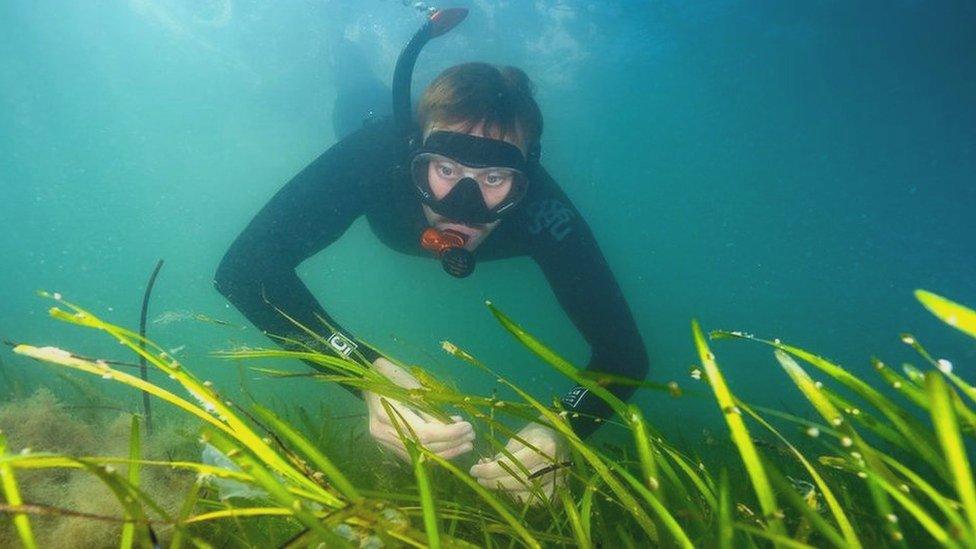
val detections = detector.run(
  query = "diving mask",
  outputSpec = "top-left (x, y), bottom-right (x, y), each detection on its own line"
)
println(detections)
top-left (411, 131), bottom-right (529, 225)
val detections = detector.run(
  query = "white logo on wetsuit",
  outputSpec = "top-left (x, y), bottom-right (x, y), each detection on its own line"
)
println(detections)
top-left (328, 332), bottom-right (358, 358)
top-left (561, 385), bottom-right (589, 408)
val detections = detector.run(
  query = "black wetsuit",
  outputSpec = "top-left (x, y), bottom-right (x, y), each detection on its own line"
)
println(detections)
top-left (214, 118), bottom-right (648, 437)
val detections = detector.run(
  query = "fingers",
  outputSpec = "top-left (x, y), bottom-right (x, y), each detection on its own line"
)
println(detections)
top-left (374, 429), bottom-right (474, 461)
top-left (469, 446), bottom-right (538, 480)
top-left (476, 472), bottom-right (531, 491)
top-left (479, 469), bottom-right (568, 508)
top-left (474, 463), bottom-right (568, 491)
top-left (373, 399), bottom-right (474, 445)
top-left (414, 420), bottom-right (474, 444)
top-left (376, 437), bottom-right (410, 462)
top-left (370, 412), bottom-right (475, 461)
top-left (436, 441), bottom-right (474, 460)
top-left (390, 413), bottom-right (474, 446)
top-left (367, 396), bottom-right (476, 460)
top-left (469, 432), bottom-right (569, 507)
top-left (423, 429), bottom-right (476, 452)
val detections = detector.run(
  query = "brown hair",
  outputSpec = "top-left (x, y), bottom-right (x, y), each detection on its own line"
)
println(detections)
top-left (417, 62), bottom-right (543, 155)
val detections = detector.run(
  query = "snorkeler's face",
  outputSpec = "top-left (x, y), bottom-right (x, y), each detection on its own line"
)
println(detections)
top-left (420, 122), bottom-right (525, 250)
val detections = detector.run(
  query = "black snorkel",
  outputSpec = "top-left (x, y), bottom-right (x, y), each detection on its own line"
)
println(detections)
top-left (392, 8), bottom-right (477, 279)
top-left (392, 8), bottom-right (468, 143)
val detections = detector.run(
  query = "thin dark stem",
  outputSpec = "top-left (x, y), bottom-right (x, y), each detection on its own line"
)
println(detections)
top-left (139, 259), bottom-right (164, 436)
top-left (0, 501), bottom-right (167, 525)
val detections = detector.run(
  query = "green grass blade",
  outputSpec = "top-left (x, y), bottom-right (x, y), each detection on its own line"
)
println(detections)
top-left (217, 349), bottom-right (368, 378)
top-left (717, 470), bottom-right (732, 549)
top-left (945, 373), bottom-right (976, 413)
top-left (13, 344), bottom-right (236, 438)
top-left (692, 321), bottom-right (784, 536)
top-left (898, 333), bottom-right (976, 407)
top-left (21, 300), bottom-right (339, 503)
top-left (579, 473), bottom-right (598, 540)
top-left (615, 522), bottom-right (639, 549)
top-left (765, 462), bottom-right (849, 549)
top-left (485, 302), bottom-right (627, 417)
top-left (876, 358), bottom-right (976, 435)
top-left (420, 448), bottom-right (541, 549)
top-left (169, 478), bottom-right (203, 549)
top-left (558, 489), bottom-right (590, 549)
top-left (497, 387), bottom-right (664, 543)
top-left (659, 444), bottom-right (716, 512)
top-left (739, 402), bottom-right (860, 548)
top-left (723, 332), bottom-right (947, 477)
top-left (185, 507), bottom-right (293, 523)
top-left (629, 405), bottom-right (661, 495)
top-left (440, 340), bottom-right (671, 544)
top-left (873, 358), bottom-right (929, 408)
top-left (733, 524), bottom-right (819, 549)
top-left (0, 433), bottom-right (37, 549)
top-left (859, 465), bottom-right (958, 547)
top-left (775, 350), bottom-right (906, 544)
top-left (602, 458), bottom-right (693, 548)
top-left (73, 458), bottom-right (161, 547)
top-left (414, 452), bottom-right (440, 549)
top-left (120, 415), bottom-right (141, 549)
top-left (927, 374), bottom-right (976, 538)
top-left (375, 400), bottom-right (455, 549)
top-left (250, 404), bottom-right (361, 502)
top-left (821, 387), bottom-right (913, 450)
top-left (879, 453), bottom-right (972, 544)
top-left (915, 290), bottom-right (976, 339)
top-left (203, 431), bottom-right (349, 547)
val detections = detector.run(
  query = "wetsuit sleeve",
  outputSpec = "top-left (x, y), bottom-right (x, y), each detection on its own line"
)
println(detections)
top-left (213, 124), bottom-right (391, 373)
top-left (522, 166), bottom-right (649, 438)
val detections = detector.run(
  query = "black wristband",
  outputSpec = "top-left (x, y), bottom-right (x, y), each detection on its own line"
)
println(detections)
top-left (561, 384), bottom-right (615, 438)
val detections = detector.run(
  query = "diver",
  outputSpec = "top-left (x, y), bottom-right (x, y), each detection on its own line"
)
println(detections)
top-left (214, 9), bottom-right (648, 504)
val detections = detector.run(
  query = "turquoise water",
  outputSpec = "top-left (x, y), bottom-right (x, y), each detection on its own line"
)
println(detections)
top-left (1, 1), bottom-right (974, 442)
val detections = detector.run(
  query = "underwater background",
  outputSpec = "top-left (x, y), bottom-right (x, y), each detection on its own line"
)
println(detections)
top-left (1, 0), bottom-right (974, 467)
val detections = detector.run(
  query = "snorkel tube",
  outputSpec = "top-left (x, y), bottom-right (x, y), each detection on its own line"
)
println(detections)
top-left (392, 8), bottom-right (475, 278)
top-left (392, 8), bottom-right (468, 141)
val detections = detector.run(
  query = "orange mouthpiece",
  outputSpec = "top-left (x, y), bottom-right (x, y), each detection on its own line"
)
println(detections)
top-left (421, 228), bottom-right (467, 256)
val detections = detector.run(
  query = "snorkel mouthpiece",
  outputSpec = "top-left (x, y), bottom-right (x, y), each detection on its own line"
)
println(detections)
top-left (421, 228), bottom-right (475, 278)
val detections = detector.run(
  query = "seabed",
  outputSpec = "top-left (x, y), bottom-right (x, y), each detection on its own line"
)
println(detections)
top-left (0, 289), bottom-right (974, 548)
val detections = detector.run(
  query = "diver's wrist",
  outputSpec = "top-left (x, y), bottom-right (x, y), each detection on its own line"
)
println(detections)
top-left (371, 357), bottom-right (422, 390)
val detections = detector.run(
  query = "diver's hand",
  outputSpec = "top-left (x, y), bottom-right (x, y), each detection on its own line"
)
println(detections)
top-left (469, 420), bottom-right (569, 505)
top-left (365, 357), bottom-right (475, 462)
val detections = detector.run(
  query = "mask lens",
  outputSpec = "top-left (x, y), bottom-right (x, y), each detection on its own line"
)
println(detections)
top-left (411, 153), bottom-right (526, 213)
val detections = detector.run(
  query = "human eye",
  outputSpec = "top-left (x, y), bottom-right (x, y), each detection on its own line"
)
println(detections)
top-left (436, 162), bottom-right (455, 178)
top-left (484, 172), bottom-right (511, 187)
